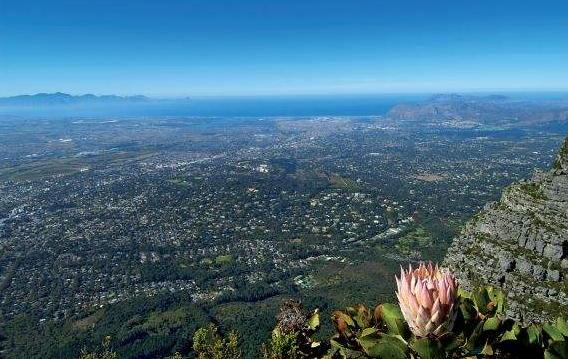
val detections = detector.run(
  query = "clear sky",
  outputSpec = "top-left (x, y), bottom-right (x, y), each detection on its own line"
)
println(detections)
top-left (1, 0), bottom-right (567, 97)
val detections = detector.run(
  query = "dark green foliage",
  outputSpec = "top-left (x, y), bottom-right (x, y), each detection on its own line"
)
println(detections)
top-left (192, 324), bottom-right (240, 359)
top-left (264, 286), bottom-right (568, 358)
top-left (327, 302), bottom-right (410, 358)
top-left (0, 293), bottom-right (210, 359)
top-left (519, 182), bottom-right (547, 200)
top-left (78, 337), bottom-right (118, 359)
top-left (4, 283), bottom-right (567, 359)
top-left (261, 301), bottom-right (327, 359)
top-left (261, 330), bottom-right (300, 359)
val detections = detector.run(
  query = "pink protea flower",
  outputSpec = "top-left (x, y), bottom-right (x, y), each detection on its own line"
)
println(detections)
top-left (395, 262), bottom-right (458, 337)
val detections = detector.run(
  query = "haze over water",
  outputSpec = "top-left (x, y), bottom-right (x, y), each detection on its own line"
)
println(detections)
top-left (3, 92), bottom-right (568, 119)
top-left (0, 94), bottom-right (425, 118)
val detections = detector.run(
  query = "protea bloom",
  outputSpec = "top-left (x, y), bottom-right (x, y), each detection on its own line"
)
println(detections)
top-left (395, 262), bottom-right (458, 337)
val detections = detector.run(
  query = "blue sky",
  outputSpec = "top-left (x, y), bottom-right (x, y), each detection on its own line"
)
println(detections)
top-left (1, 0), bottom-right (567, 97)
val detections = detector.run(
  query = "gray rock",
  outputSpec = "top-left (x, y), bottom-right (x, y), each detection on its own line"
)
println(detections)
top-left (517, 258), bottom-right (533, 276)
top-left (444, 137), bottom-right (568, 324)
top-left (525, 236), bottom-right (536, 251)
top-left (533, 265), bottom-right (546, 281)
top-left (499, 255), bottom-right (515, 272)
top-left (543, 243), bottom-right (563, 261)
top-left (547, 269), bottom-right (560, 282)
top-left (535, 240), bottom-right (545, 254)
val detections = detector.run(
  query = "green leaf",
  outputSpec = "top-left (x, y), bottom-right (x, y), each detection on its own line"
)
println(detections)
top-left (500, 329), bottom-right (517, 342)
top-left (410, 337), bottom-right (445, 359)
top-left (472, 286), bottom-right (506, 316)
top-left (556, 317), bottom-right (568, 337)
top-left (350, 304), bottom-right (371, 329)
top-left (307, 310), bottom-right (320, 331)
top-left (544, 324), bottom-right (565, 342)
top-left (458, 288), bottom-right (472, 299)
top-left (358, 328), bottom-right (381, 354)
top-left (526, 324), bottom-right (543, 347)
top-left (438, 332), bottom-right (462, 353)
top-left (466, 320), bottom-right (485, 351)
top-left (367, 335), bottom-right (407, 359)
top-left (485, 287), bottom-right (506, 314)
top-left (361, 327), bottom-right (379, 337)
top-left (492, 288), bottom-right (506, 314)
top-left (500, 323), bottom-right (521, 342)
top-left (472, 287), bottom-right (491, 315)
top-left (544, 340), bottom-right (568, 359)
top-left (483, 317), bottom-right (501, 332)
top-left (330, 339), bottom-right (367, 358)
top-left (480, 341), bottom-right (494, 355)
top-left (459, 298), bottom-right (478, 322)
top-left (377, 304), bottom-right (407, 336)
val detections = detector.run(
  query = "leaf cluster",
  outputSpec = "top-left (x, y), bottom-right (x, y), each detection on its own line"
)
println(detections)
top-left (265, 287), bottom-right (568, 359)
top-left (192, 324), bottom-right (240, 359)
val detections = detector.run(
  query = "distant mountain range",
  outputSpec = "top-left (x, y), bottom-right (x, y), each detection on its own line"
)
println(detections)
top-left (0, 92), bottom-right (155, 106)
top-left (427, 93), bottom-right (510, 103)
top-left (387, 93), bottom-right (568, 129)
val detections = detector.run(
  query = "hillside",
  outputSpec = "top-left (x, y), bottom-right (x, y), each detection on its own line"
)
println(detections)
top-left (444, 137), bottom-right (568, 323)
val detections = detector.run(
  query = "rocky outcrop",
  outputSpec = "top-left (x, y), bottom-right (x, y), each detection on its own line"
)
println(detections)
top-left (444, 137), bottom-right (568, 323)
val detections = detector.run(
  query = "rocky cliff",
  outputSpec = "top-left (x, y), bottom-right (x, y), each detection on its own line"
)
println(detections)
top-left (444, 137), bottom-right (568, 323)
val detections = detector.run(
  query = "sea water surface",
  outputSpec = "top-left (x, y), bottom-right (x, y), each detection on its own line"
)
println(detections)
top-left (3, 92), bottom-right (567, 119)
top-left (0, 94), bottom-right (428, 118)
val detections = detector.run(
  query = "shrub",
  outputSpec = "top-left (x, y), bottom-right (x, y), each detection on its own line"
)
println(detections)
top-left (260, 263), bottom-right (568, 358)
top-left (192, 324), bottom-right (240, 359)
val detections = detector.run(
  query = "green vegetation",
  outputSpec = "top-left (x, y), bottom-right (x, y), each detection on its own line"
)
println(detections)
top-left (210, 296), bottom-right (287, 357)
top-left (215, 255), bottom-right (234, 265)
top-left (79, 337), bottom-right (118, 359)
top-left (509, 293), bottom-right (568, 322)
top-left (192, 324), bottom-right (240, 359)
top-left (373, 216), bottom-right (458, 261)
top-left (0, 294), bottom-right (211, 359)
top-left (142, 308), bottom-right (191, 333)
top-left (260, 301), bottom-right (324, 359)
top-left (177, 286), bottom-right (568, 358)
top-left (328, 174), bottom-right (361, 191)
top-left (254, 286), bottom-right (568, 359)
top-left (35, 285), bottom-right (568, 358)
top-left (261, 330), bottom-right (299, 359)
top-left (66, 287), bottom-right (568, 359)
top-left (519, 182), bottom-right (547, 200)
top-left (395, 226), bottom-right (431, 255)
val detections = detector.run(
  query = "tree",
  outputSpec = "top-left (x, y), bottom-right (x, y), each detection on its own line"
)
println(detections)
top-left (192, 324), bottom-right (241, 359)
top-left (78, 336), bottom-right (118, 359)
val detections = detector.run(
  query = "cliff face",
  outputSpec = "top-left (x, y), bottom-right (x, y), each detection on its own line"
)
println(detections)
top-left (444, 137), bottom-right (568, 323)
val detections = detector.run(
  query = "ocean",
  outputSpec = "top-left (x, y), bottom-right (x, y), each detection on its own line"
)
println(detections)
top-left (0, 94), bottom-right (428, 118)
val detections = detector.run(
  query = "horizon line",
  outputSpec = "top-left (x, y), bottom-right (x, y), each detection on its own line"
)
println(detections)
top-left (2, 88), bottom-right (568, 99)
